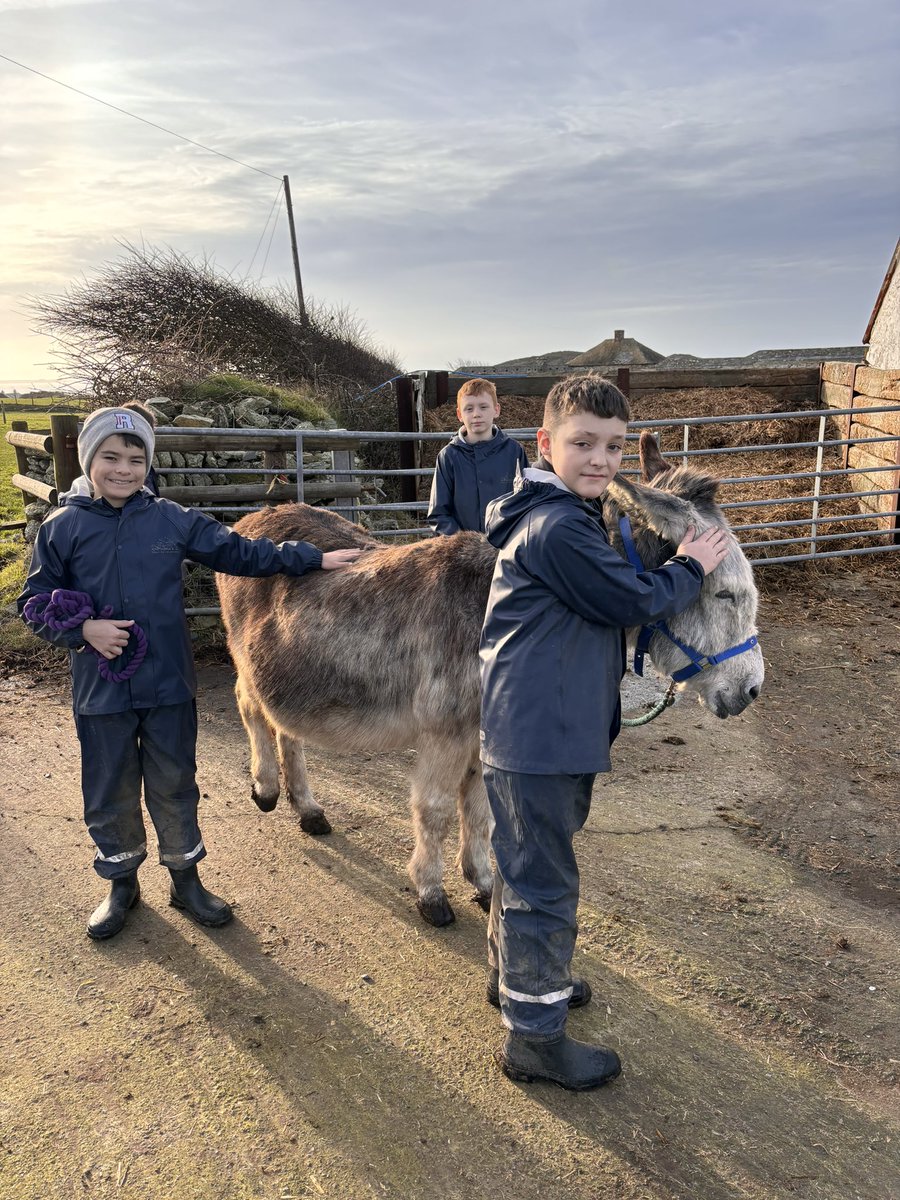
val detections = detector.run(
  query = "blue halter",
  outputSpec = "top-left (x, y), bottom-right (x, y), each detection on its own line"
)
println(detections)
top-left (618, 515), bottom-right (759, 683)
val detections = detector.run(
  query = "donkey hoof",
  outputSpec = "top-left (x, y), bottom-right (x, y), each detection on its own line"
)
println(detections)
top-left (299, 812), bottom-right (332, 836)
top-left (472, 890), bottom-right (492, 913)
top-left (416, 895), bottom-right (456, 927)
top-left (251, 786), bottom-right (279, 813)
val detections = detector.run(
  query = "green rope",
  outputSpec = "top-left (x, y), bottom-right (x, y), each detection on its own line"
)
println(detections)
top-left (621, 680), bottom-right (678, 727)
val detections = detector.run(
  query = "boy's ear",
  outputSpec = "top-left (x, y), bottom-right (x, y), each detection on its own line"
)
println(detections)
top-left (606, 475), bottom-right (695, 542)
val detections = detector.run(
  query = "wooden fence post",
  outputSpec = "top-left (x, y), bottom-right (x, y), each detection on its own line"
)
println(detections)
top-left (11, 420), bottom-right (30, 514)
top-left (10, 420), bottom-right (29, 474)
top-left (395, 376), bottom-right (417, 504)
top-left (842, 364), bottom-right (858, 471)
top-left (49, 413), bottom-right (81, 494)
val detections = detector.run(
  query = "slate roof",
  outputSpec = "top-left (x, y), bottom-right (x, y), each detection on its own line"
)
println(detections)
top-left (567, 329), bottom-right (664, 368)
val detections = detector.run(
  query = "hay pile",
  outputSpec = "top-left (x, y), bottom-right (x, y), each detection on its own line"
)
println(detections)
top-left (425, 387), bottom-right (899, 576)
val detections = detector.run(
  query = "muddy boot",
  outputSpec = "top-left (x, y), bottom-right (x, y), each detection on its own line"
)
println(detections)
top-left (497, 1031), bottom-right (621, 1091)
top-left (87, 871), bottom-right (140, 940)
top-left (486, 968), bottom-right (592, 1010)
top-left (168, 864), bottom-right (233, 927)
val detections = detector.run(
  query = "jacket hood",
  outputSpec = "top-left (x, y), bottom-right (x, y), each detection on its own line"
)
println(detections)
top-left (58, 476), bottom-right (155, 512)
top-left (449, 426), bottom-right (512, 458)
top-left (484, 465), bottom-right (598, 548)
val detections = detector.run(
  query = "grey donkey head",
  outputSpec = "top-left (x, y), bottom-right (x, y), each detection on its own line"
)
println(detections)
top-left (606, 432), bottom-right (764, 718)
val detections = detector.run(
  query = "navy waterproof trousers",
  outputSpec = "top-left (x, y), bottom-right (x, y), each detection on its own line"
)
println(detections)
top-left (484, 766), bottom-right (595, 1037)
top-left (74, 701), bottom-right (205, 879)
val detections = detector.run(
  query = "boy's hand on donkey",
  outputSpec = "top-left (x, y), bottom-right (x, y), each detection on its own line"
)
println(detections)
top-left (676, 526), bottom-right (729, 576)
top-left (82, 618), bottom-right (135, 659)
top-left (321, 549), bottom-right (364, 570)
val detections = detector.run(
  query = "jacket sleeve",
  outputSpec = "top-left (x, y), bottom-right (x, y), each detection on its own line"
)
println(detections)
top-left (180, 508), bottom-right (323, 576)
top-left (427, 450), bottom-right (462, 535)
top-left (515, 442), bottom-right (529, 471)
top-left (17, 522), bottom-right (87, 649)
top-left (530, 510), bottom-right (705, 628)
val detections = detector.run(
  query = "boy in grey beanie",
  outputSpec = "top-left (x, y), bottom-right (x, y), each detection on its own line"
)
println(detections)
top-left (19, 404), bottom-right (362, 941)
top-left (77, 406), bottom-right (156, 478)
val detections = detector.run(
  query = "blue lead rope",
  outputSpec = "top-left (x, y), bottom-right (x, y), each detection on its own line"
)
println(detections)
top-left (618, 516), bottom-right (758, 682)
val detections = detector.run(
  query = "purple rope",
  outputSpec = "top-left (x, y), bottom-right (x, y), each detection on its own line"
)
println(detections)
top-left (23, 589), bottom-right (148, 683)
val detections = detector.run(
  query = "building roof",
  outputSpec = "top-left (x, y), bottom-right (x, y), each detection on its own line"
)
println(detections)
top-left (567, 329), bottom-right (664, 368)
top-left (864, 237), bottom-right (900, 344)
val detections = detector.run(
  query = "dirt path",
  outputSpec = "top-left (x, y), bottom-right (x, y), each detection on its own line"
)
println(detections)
top-left (1, 572), bottom-right (898, 1200)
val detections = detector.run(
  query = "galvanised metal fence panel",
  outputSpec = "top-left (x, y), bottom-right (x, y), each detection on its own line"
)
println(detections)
top-left (175, 404), bottom-right (898, 567)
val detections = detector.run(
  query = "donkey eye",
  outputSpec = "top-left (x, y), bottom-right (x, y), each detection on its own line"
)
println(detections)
top-left (715, 589), bottom-right (735, 601)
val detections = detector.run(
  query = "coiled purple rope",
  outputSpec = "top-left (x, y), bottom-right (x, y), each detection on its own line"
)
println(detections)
top-left (23, 589), bottom-right (148, 683)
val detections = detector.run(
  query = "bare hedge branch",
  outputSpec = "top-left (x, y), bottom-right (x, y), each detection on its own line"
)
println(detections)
top-left (30, 243), bottom-right (401, 417)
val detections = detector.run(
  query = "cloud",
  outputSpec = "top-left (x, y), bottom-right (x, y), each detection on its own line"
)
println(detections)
top-left (1, 0), bottom-right (897, 383)
top-left (0, 0), bottom-right (113, 10)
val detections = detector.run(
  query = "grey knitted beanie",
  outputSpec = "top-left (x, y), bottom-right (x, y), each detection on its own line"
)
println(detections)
top-left (78, 407), bottom-right (156, 476)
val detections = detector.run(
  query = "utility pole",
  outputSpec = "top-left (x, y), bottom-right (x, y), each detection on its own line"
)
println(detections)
top-left (282, 174), bottom-right (307, 325)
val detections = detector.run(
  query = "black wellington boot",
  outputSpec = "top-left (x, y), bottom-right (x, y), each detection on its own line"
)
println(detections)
top-left (168, 864), bottom-right (233, 927)
top-left (497, 1031), bottom-right (622, 1091)
top-left (486, 968), bottom-right (592, 1010)
top-left (86, 872), bottom-right (140, 940)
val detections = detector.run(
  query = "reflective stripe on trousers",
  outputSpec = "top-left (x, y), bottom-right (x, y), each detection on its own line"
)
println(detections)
top-left (484, 766), bottom-right (595, 1036)
top-left (74, 700), bottom-right (205, 880)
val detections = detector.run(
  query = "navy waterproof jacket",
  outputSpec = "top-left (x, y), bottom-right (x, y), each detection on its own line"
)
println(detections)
top-left (479, 470), bottom-right (705, 775)
top-left (427, 427), bottom-right (528, 535)
top-left (18, 485), bottom-right (323, 716)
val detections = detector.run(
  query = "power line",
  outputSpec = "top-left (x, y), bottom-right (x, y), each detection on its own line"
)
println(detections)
top-left (0, 51), bottom-right (282, 180)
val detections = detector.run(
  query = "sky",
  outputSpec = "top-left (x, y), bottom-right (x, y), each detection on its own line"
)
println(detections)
top-left (1, 0), bottom-right (898, 391)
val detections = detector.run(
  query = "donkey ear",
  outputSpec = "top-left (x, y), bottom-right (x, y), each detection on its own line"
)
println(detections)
top-left (607, 475), bottom-right (694, 542)
top-left (639, 431), bottom-right (673, 483)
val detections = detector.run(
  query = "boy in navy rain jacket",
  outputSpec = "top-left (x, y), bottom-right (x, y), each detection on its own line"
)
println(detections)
top-left (18, 406), bottom-right (361, 941)
top-left (427, 378), bottom-right (527, 535)
top-left (479, 375), bottom-right (729, 1091)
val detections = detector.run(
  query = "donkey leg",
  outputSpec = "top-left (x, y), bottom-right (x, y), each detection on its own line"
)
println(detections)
top-left (456, 754), bottom-right (493, 912)
top-left (409, 736), bottom-right (471, 927)
top-left (235, 675), bottom-right (280, 812)
top-left (276, 730), bottom-right (332, 836)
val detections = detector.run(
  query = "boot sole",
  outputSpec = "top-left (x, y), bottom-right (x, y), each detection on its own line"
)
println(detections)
top-left (496, 1051), bottom-right (621, 1091)
top-left (169, 893), bottom-right (233, 927)
top-left (86, 887), bottom-right (141, 940)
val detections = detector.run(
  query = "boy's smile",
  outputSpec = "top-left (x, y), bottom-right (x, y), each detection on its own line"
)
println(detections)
top-left (89, 434), bottom-right (148, 506)
top-left (458, 391), bottom-right (500, 443)
top-left (537, 414), bottom-right (628, 500)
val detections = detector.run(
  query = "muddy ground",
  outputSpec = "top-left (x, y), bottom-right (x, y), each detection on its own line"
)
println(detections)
top-left (1, 568), bottom-right (898, 1200)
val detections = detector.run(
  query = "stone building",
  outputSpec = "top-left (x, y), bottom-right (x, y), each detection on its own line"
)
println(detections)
top-left (567, 329), bottom-right (664, 369)
top-left (864, 237), bottom-right (900, 369)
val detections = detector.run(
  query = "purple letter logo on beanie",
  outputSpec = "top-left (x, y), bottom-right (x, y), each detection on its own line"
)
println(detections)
top-left (114, 413), bottom-right (136, 431)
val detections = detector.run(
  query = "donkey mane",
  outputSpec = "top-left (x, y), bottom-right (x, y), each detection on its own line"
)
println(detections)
top-left (645, 463), bottom-right (720, 510)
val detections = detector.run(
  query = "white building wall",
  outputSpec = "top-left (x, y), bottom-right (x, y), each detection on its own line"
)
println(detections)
top-left (866, 270), bottom-right (900, 369)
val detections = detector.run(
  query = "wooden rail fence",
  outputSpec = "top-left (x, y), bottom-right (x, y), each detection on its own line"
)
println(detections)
top-left (414, 366), bottom-right (821, 410)
top-left (5, 417), bottom-right (364, 513)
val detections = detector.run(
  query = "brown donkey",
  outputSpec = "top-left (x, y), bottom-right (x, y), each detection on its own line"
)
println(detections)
top-left (216, 434), bottom-right (763, 925)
